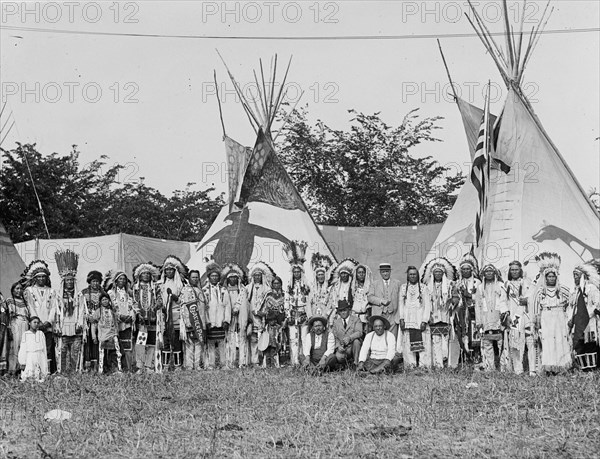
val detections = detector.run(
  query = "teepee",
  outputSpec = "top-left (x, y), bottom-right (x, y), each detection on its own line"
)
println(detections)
top-left (0, 221), bottom-right (25, 296)
top-left (0, 103), bottom-right (25, 296)
top-left (425, 0), bottom-right (600, 277)
top-left (188, 55), bottom-right (336, 284)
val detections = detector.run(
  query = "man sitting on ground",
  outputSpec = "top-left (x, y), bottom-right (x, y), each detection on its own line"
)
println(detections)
top-left (301, 316), bottom-right (335, 372)
top-left (357, 316), bottom-right (396, 374)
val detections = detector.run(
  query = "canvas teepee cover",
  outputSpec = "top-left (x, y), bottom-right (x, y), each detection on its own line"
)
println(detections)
top-left (0, 221), bottom-right (26, 296)
top-left (188, 57), bottom-right (336, 284)
top-left (426, 1), bottom-right (600, 277)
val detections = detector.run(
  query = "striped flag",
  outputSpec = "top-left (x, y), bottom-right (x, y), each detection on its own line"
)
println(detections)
top-left (470, 84), bottom-right (492, 247)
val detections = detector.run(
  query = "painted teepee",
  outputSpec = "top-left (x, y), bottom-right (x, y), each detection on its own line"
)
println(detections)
top-left (188, 56), bottom-right (336, 284)
top-left (426, 1), bottom-right (600, 277)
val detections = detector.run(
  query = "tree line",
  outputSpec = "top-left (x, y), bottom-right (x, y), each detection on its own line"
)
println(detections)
top-left (1, 109), bottom-right (466, 243)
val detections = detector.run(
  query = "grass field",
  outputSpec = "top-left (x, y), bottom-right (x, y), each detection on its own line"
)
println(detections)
top-left (1, 368), bottom-right (599, 458)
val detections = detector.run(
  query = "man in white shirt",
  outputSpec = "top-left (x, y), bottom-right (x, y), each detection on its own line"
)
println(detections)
top-left (301, 316), bottom-right (335, 371)
top-left (357, 315), bottom-right (396, 374)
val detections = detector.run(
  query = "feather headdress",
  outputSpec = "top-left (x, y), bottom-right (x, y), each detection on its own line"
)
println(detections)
top-left (103, 270), bottom-right (131, 292)
top-left (330, 258), bottom-right (359, 286)
top-left (535, 252), bottom-right (561, 276)
top-left (574, 258), bottom-right (600, 290)
top-left (421, 257), bottom-right (457, 284)
top-left (205, 260), bottom-right (222, 278)
top-left (459, 253), bottom-right (479, 276)
top-left (249, 261), bottom-right (276, 288)
top-left (221, 263), bottom-right (245, 283)
top-left (133, 262), bottom-right (161, 282)
top-left (54, 250), bottom-right (79, 279)
top-left (24, 259), bottom-right (50, 281)
top-left (161, 255), bottom-right (189, 279)
top-left (480, 264), bottom-right (503, 282)
top-left (311, 252), bottom-right (334, 275)
top-left (283, 240), bottom-right (308, 270)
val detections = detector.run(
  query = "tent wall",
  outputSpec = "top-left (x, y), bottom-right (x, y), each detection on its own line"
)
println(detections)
top-left (15, 234), bottom-right (193, 289)
top-left (320, 223), bottom-right (443, 279)
top-left (14, 225), bottom-right (444, 288)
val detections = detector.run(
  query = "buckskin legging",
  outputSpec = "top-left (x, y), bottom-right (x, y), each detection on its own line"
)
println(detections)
top-left (288, 324), bottom-right (308, 365)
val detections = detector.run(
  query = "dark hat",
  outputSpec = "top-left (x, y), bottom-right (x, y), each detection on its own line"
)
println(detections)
top-left (368, 315), bottom-right (390, 330)
top-left (86, 270), bottom-right (103, 284)
top-left (307, 316), bottom-right (328, 329)
top-left (379, 263), bottom-right (392, 270)
top-left (337, 300), bottom-right (351, 311)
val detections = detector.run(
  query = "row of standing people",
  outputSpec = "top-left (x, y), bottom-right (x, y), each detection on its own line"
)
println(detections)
top-left (287, 251), bottom-right (600, 375)
top-left (1, 245), bottom-right (598, 379)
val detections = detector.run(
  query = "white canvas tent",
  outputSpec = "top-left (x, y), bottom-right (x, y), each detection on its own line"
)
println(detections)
top-left (425, 1), bottom-right (600, 277)
top-left (0, 221), bottom-right (26, 296)
top-left (187, 56), bottom-right (336, 284)
top-left (16, 233), bottom-right (194, 289)
top-left (12, 221), bottom-right (442, 291)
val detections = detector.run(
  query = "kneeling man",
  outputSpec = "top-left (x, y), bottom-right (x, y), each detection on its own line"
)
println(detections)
top-left (302, 316), bottom-right (335, 371)
top-left (357, 316), bottom-right (396, 374)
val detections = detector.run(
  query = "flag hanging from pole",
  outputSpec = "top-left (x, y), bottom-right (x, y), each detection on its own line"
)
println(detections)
top-left (470, 83), bottom-right (492, 248)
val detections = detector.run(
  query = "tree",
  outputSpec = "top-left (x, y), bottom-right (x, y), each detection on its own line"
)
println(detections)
top-left (277, 107), bottom-right (465, 227)
top-left (0, 143), bottom-right (223, 242)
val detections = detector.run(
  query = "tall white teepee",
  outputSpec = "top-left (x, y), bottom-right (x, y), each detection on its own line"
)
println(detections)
top-left (188, 56), bottom-right (336, 283)
top-left (426, 1), bottom-right (600, 277)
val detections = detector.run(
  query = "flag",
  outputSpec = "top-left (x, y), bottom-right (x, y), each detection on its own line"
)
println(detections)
top-left (224, 136), bottom-right (252, 211)
top-left (470, 83), bottom-right (492, 248)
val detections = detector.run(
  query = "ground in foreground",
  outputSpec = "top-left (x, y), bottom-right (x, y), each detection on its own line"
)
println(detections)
top-left (1, 368), bottom-right (599, 458)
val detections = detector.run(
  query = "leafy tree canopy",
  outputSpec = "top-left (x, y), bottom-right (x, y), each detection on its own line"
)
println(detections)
top-left (277, 107), bottom-right (465, 227)
top-left (0, 144), bottom-right (223, 242)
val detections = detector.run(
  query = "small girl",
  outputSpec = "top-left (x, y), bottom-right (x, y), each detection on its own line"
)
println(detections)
top-left (92, 293), bottom-right (122, 374)
top-left (18, 316), bottom-right (48, 382)
top-left (261, 310), bottom-right (282, 368)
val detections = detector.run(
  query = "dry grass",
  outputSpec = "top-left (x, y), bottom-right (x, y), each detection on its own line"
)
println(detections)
top-left (1, 368), bottom-right (599, 458)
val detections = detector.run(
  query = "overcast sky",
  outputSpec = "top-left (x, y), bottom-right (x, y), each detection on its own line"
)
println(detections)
top-left (1, 1), bottom-right (598, 199)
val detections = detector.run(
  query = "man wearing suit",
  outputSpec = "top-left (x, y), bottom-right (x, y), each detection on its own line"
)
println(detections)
top-left (370, 263), bottom-right (402, 338)
top-left (331, 300), bottom-right (363, 367)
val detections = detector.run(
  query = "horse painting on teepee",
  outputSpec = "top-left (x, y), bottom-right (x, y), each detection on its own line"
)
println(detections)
top-left (188, 55), bottom-right (336, 284)
top-left (424, 0), bottom-right (600, 278)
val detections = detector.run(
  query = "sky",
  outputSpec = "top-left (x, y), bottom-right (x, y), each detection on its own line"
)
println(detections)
top-left (1, 1), bottom-right (599, 200)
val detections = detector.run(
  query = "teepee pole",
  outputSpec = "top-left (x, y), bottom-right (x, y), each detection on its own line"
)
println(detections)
top-left (268, 55), bottom-right (278, 125)
top-left (467, 1), bottom-right (508, 69)
top-left (514, 0), bottom-right (527, 77)
top-left (213, 70), bottom-right (227, 139)
top-left (259, 59), bottom-right (270, 123)
top-left (464, 12), bottom-right (509, 87)
top-left (272, 88), bottom-right (304, 142)
top-left (251, 69), bottom-right (268, 126)
top-left (216, 49), bottom-right (261, 131)
top-left (502, 0), bottom-right (516, 75)
top-left (437, 40), bottom-right (459, 103)
top-left (269, 56), bottom-right (292, 132)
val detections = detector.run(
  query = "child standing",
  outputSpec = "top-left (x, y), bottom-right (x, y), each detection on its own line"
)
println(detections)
top-left (18, 316), bottom-right (48, 382)
top-left (261, 310), bottom-right (283, 368)
top-left (92, 293), bottom-right (122, 374)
